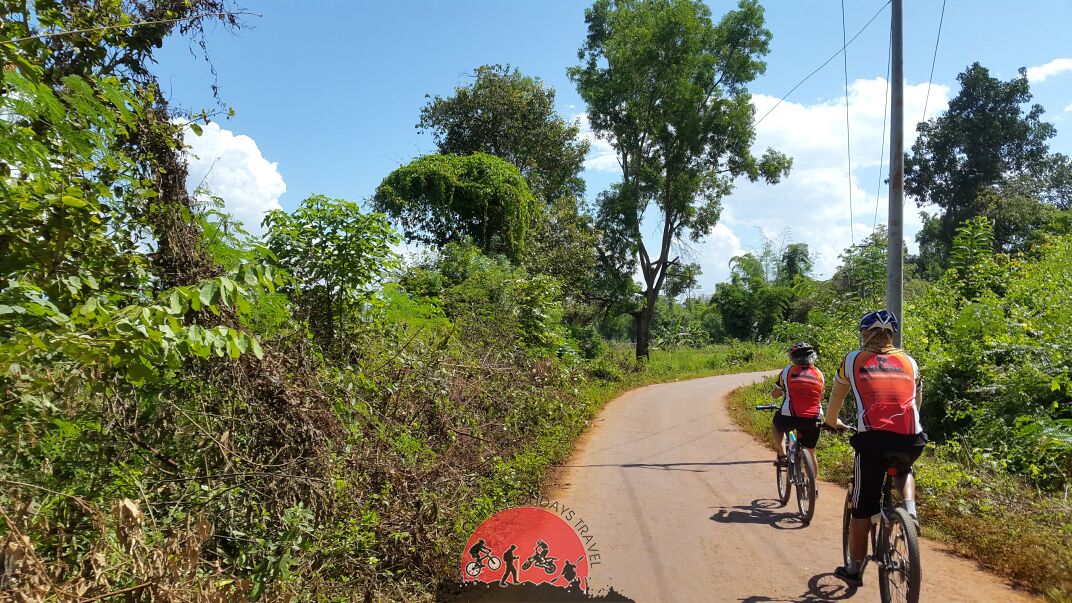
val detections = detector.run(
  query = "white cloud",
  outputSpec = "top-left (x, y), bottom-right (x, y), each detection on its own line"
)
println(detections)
top-left (183, 122), bottom-right (285, 234)
top-left (698, 77), bottom-right (951, 280)
top-left (575, 113), bottom-right (620, 172)
top-left (1027, 58), bottom-right (1072, 84)
top-left (1065, 102), bottom-right (1072, 113)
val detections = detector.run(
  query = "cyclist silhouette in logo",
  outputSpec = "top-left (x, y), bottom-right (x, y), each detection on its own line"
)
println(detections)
top-left (555, 556), bottom-right (584, 590)
top-left (522, 539), bottom-right (558, 574)
top-left (464, 539), bottom-right (501, 577)
top-left (499, 544), bottom-right (520, 586)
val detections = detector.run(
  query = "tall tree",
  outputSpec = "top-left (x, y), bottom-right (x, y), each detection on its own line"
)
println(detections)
top-left (418, 64), bottom-right (590, 203)
top-left (906, 62), bottom-right (1071, 268)
top-left (570, 0), bottom-right (791, 358)
top-left (777, 243), bottom-right (813, 284)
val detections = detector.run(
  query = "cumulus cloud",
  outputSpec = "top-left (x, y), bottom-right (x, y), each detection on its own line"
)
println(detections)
top-left (182, 122), bottom-right (285, 234)
top-left (694, 77), bottom-right (950, 281)
top-left (1065, 102), bottom-right (1072, 113)
top-left (1026, 58), bottom-right (1072, 84)
top-left (575, 113), bottom-right (620, 172)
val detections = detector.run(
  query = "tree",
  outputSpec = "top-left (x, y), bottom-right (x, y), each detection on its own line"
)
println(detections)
top-left (777, 243), bottom-right (813, 284)
top-left (263, 195), bottom-right (397, 352)
top-left (906, 62), bottom-right (1070, 268)
top-left (372, 153), bottom-right (537, 261)
top-left (418, 64), bottom-right (590, 203)
top-left (833, 226), bottom-right (890, 300)
top-left (570, 0), bottom-right (791, 358)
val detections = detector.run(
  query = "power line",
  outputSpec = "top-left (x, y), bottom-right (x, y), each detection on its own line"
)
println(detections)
top-left (921, 0), bottom-right (948, 122)
top-left (755, 0), bottom-right (892, 127)
top-left (874, 30), bottom-right (892, 230)
top-left (840, 0), bottom-right (855, 249)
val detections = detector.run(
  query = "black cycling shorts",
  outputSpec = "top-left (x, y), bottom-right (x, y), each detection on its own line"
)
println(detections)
top-left (849, 430), bottom-right (927, 519)
top-left (772, 413), bottom-right (821, 449)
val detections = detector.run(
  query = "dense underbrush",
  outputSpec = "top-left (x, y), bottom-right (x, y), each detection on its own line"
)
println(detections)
top-left (727, 383), bottom-right (1072, 601)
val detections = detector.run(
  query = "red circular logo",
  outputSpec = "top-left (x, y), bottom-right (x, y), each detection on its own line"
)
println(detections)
top-left (461, 507), bottom-right (588, 591)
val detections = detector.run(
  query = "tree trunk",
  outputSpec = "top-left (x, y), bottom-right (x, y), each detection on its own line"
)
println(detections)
top-left (635, 294), bottom-right (656, 360)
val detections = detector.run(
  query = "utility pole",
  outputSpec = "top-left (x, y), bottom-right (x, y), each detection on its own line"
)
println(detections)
top-left (888, 0), bottom-right (905, 347)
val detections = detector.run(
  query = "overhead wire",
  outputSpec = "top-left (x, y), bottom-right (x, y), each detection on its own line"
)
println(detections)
top-left (874, 29), bottom-right (892, 230)
top-left (840, 0), bottom-right (855, 249)
top-left (754, 0), bottom-right (892, 127)
top-left (921, 0), bottom-right (948, 122)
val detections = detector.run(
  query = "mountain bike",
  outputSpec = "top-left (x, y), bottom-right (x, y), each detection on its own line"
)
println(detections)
top-left (464, 550), bottom-right (501, 578)
top-left (832, 426), bottom-right (922, 603)
top-left (755, 405), bottom-right (817, 524)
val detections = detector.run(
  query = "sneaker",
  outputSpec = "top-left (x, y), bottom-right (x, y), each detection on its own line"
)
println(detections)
top-left (835, 565), bottom-right (863, 587)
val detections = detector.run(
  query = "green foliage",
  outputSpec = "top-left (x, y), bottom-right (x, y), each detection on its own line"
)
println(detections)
top-left (402, 242), bottom-right (567, 357)
top-left (907, 62), bottom-right (1071, 268)
top-left (710, 235), bottom-right (816, 341)
top-left (263, 194), bottom-right (397, 350)
top-left (418, 64), bottom-right (589, 203)
top-left (373, 153), bottom-right (537, 261)
top-left (570, 0), bottom-right (791, 357)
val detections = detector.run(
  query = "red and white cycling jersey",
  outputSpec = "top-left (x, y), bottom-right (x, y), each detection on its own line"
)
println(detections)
top-left (777, 365), bottom-right (824, 419)
top-left (836, 350), bottom-right (923, 435)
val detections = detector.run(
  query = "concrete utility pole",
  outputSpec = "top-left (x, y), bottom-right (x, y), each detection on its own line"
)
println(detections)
top-left (888, 0), bottom-right (905, 347)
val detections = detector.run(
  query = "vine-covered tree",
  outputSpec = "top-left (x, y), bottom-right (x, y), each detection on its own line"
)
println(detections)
top-left (373, 153), bottom-right (537, 261)
top-left (418, 64), bottom-right (590, 203)
top-left (570, 0), bottom-right (792, 358)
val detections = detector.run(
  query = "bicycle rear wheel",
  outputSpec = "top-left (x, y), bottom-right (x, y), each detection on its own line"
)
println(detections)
top-left (878, 508), bottom-right (921, 603)
top-left (776, 439), bottom-right (792, 505)
top-left (796, 450), bottom-right (817, 524)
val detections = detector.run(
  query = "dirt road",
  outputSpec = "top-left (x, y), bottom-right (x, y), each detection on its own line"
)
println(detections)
top-left (550, 371), bottom-right (1035, 602)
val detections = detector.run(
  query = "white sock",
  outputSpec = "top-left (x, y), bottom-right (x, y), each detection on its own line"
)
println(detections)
top-left (904, 499), bottom-right (917, 517)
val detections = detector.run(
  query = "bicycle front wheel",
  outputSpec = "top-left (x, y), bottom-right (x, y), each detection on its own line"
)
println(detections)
top-left (878, 508), bottom-right (921, 603)
top-left (796, 451), bottom-right (817, 524)
top-left (776, 445), bottom-right (791, 505)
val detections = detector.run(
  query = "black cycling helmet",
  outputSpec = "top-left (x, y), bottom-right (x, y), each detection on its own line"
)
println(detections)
top-left (788, 342), bottom-right (814, 354)
top-left (859, 309), bottom-right (899, 333)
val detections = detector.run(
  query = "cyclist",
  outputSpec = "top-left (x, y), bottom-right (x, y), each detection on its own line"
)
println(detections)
top-left (770, 342), bottom-right (825, 475)
top-left (468, 539), bottom-right (492, 564)
top-left (823, 310), bottom-right (927, 587)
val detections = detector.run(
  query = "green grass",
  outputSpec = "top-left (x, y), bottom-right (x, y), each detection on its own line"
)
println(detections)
top-left (727, 381), bottom-right (1072, 602)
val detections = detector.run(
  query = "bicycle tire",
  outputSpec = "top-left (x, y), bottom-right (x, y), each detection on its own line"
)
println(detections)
top-left (796, 450), bottom-right (817, 524)
top-left (776, 440), bottom-right (792, 505)
top-left (487, 556), bottom-right (502, 571)
top-left (878, 508), bottom-right (921, 603)
top-left (465, 561), bottom-right (481, 577)
top-left (841, 484), bottom-right (853, 567)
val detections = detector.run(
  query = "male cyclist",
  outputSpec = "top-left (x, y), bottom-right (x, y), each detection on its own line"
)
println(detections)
top-left (824, 310), bottom-right (927, 587)
top-left (770, 342), bottom-right (824, 474)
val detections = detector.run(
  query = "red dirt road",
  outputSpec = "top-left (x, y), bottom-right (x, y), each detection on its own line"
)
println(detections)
top-left (549, 371), bottom-right (1036, 602)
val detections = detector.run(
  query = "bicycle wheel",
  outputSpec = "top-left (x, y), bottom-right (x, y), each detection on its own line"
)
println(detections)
top-left (878, 508), bottom-right (921, 603)
top-left (487, 556), bottom-right (502, 571)
top-left (465, 561), bottom-right (481, 577)
top-left (841, 484), bottom-right (853, 567)
top-left (796, 450), bottom-right (817, 524)
top-left (842, 481), bottom-right (871, 575)
top-left (776, 440), bottom-right (792, 505)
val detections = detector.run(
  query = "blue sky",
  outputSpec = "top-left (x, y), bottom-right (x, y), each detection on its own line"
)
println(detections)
top-left (156, 1), bottom-right (1072, 286)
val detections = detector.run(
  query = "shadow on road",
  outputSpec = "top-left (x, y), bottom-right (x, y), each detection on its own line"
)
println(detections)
top-left (738, 572), bottom-right (859, 602)
top-left (708, 498), bottom-right (806, 530)
top-left (566, 460), bottom-right (770, 472)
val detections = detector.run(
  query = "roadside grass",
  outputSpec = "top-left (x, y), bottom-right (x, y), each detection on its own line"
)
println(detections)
top-left (727, 381), bottom-right (1072, 601)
